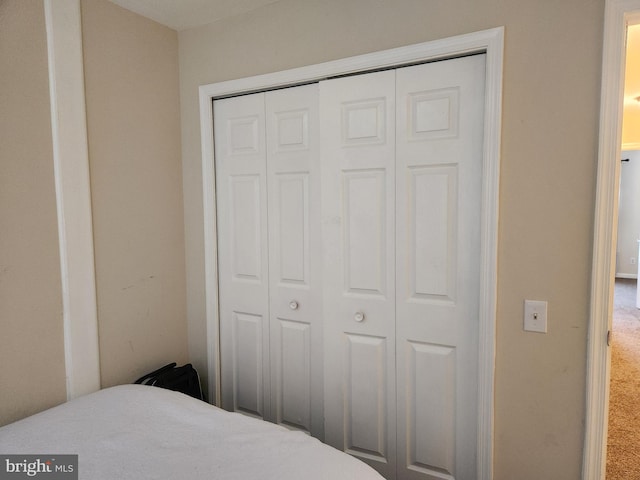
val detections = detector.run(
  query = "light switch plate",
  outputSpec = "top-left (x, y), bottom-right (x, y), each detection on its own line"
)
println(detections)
top-left (524, 300), bottom-right (548, 333)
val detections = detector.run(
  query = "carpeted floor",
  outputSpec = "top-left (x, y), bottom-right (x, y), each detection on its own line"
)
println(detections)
top-left (607, 278), bottom-right (640, 479)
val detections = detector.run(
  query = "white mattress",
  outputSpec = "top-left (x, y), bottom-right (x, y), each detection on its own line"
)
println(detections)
top-left (0, 385), bottom-right (383, 480)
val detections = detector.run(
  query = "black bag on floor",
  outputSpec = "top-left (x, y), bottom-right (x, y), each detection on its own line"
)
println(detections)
top-left (134, 362), bottom-right (205, 401)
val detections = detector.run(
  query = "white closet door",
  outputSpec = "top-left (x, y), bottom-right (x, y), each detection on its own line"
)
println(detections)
top-left (321, 70), bottom-right (397, 479)
top-left (214, 92), bottom-right (270, 420)
top-left (395, 55), bottom-right (485, 480)
top-left (265, 84), bottom-right (323, 437)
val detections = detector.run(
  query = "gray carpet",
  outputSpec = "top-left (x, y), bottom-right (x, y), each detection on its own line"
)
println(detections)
top-left (607, 278), bottom-right (640, 479)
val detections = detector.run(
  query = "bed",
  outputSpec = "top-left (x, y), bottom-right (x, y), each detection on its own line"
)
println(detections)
top-left (0, 385), bottom-right (383, 479)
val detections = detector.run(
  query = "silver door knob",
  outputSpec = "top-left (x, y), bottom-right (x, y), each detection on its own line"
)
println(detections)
top-left (354, 312), bottom-right (365, 322)
top-left (289, 300), bottom-right (299, 310)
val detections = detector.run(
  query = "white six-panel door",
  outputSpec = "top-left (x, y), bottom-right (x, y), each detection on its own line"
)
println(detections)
top-left (215, 84), bottom-right (323, 437)
top-left (322, 55), bottom-right (485, 480)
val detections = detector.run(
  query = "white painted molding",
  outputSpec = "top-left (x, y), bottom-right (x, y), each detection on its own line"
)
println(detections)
top-left (583, 1), bottom-right (640, 478)
top-left (199, 90), bottom-right (221, 406)
top-left (44, 0), bottom-right (101, 400)
top-left (476, 27), bottom-right (503, 480)
top-left (614, 273), bottom-right (638, 279)
top-left (199, 27), bottom-right (503, 480)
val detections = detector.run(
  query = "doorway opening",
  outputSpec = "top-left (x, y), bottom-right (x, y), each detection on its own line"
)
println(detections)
top-left (607, 23), bottom-right (640, 478)
top-left (584, 2), bottom-right (640, 478)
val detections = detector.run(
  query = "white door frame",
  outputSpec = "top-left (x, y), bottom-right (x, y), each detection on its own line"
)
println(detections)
top-left (583, 1), bottom-right (640, 478)
top-left (198, 27), bottom-right (504, 480)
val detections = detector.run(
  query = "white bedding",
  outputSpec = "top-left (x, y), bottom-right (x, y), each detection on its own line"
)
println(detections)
top-left (0, 385), bottom-right (383, 480)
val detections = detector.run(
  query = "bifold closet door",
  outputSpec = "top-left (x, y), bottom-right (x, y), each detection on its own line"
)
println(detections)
top-left (215, 84), bottom-right (322, 437)
top-left (321, 69), bottom-right (398, 479)
top-left (322, 54), bottom-right (485, 480)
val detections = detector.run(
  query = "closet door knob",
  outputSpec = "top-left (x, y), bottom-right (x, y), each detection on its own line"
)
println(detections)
top-left (354, 312), bottom-right (365, 322)
top-left (289, 300), bottom-right (299, 310)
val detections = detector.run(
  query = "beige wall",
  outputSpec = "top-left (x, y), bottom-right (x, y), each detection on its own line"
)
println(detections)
top-left (81, 0), bottom-right (188, 386)
top-left (616, 150), bottom-right (640, 277)
top-left (0, 0), bottom-right (67, 426)
top-left (178, 0), bottom-right (603, 478)
top-left (0, 0), bottom-right (187, 425)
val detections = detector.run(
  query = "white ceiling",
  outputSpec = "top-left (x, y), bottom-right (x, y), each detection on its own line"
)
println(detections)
top-left (108, 0), bottom-right (282, 31)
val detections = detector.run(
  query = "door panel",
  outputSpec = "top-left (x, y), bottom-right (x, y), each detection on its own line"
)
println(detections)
top-left (408, 165), bottom-right (458, 302)
top-left (229, 175), bottom-right (263, 280)
top-left (345, 333), bottom-right (388, 461)
top-left (396, 55), bottom-right (485, 480)
top-left (275, 174), bottom-right (308, 284)
top-left (321, 69), bottom-right (396, 480)
top-left (214, 92), bottom-right (270, 420)
top-left (343, 169), bottom-right (388, 296)
top-left (232, 311), bottom-right (265, 416)
top-left (266, 84), bottom-right (323, 438)
top-left (277, 318), bottom-right (311, 430)
top-left (405, 341), bottom-right (456, 477)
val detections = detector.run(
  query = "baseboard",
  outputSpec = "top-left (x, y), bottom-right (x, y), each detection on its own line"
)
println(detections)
top-left (615, 273), bottom-right (638, 279)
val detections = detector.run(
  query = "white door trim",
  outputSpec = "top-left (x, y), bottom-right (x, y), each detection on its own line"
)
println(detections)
top-left (583, 1), bottom-right (640, 478)
top-left (199, 27), bottom-right (504, 480)
top-left (44, 0), bottom-right (101, 400)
